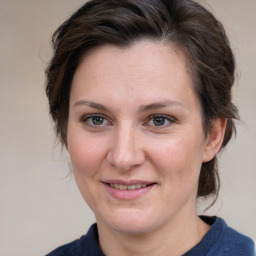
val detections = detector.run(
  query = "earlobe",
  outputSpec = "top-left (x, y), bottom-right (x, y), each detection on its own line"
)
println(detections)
top-left (202, 118), bottom-right (227, 163)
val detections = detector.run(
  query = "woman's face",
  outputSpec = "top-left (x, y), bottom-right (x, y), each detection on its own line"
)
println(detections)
top-left (67, 41), bottom-right (213, 234)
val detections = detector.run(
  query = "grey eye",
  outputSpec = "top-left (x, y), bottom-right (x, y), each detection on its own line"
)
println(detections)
top-left (82, 115), bottom-right (109, 126)
top-left (91, 116), bottom-right (105, 125)
top-left (147, 114), bottom-right (174, 128)
top-left (152, 117), bottom-right (167, 126)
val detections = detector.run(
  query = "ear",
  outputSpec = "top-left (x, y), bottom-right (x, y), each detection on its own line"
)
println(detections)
top-left (202, 118), bottom-right (227, 163)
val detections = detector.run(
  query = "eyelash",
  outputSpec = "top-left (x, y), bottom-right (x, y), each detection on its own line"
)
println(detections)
top-left (81, 114), bottom-right (175, 128)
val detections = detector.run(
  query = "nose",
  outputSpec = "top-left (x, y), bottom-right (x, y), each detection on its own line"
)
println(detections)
top-left (107, 124), bottom-right (145, 171)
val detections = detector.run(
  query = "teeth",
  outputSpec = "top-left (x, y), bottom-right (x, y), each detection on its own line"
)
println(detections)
top-left (119, 185), bottom-right (127, 190)
top-left (128, 185), bottom-right (136, 190)
top-left (109, 183), bottom-right (149, 190)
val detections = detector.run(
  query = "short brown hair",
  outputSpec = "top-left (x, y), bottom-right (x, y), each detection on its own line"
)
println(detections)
top-left (45, 0), bottom-right (239, 204)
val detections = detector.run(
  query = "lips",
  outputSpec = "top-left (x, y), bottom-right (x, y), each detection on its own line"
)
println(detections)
top-left (102, 180), bottom-right (156, 200)
top-left (109, 183), bottom-right (149, 190)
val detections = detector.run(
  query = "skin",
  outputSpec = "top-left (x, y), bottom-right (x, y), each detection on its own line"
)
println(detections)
top-left (67, 41), bottom-right (226, 256)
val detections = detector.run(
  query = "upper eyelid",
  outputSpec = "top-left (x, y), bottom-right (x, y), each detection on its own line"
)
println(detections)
top-left (147, 114), bottom-right (175, 121)
top-left (81, 113), bottom-right (108, 120)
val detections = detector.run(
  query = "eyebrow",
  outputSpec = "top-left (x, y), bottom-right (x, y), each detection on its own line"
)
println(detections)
top-left (73, 100), bottom-right (185, 112)
top-left (73, 100), bottom-right (108, 111)
top-left (138, 100), bottom-right (185, 112)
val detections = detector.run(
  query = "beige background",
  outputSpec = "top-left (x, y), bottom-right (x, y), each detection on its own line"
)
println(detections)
top-left (0, 1), bottom-right (255, 255)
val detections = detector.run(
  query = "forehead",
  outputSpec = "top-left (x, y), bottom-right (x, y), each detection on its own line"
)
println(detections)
top-left (71, 41), bottom-right (198, 111)
top-left (73, 41), bottom-right (191, 85)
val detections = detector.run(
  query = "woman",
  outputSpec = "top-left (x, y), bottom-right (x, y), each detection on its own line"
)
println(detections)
top-left (45, 0), bottom-right (255, 255)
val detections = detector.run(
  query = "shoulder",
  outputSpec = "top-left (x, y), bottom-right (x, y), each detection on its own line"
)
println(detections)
top-left (45, 224), bottom-right (104, 256)
top-left (45, 237), bottom-right (84, 256)
top-left (204, 216), bottom-right (255, 256)
top-left (216, 219), bottom-right (255, 255)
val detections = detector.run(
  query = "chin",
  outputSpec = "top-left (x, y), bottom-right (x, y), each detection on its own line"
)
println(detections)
top-left (101, 208), bottom-right (158, 235)
top-left (111, 221), bottom-right (154, 235)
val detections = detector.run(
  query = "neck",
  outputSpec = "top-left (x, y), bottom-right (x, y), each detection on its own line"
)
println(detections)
top-left (96, 212), bottom-right (210, 256)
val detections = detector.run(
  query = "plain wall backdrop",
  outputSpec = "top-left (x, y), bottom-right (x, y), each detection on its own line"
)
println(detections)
top-left (0, 1), bottom-right (255, 255)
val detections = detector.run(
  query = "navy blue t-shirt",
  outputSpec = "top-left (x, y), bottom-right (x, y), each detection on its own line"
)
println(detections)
top-left (46, 216), bottom-right (255, 256)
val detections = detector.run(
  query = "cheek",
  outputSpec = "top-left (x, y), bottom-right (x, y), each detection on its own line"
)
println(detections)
top-left (148, 135), bottom-right (204, 182)
top-left (67, 130), bottom-right (108, 209)
top-left (149, 140), bottom-right (203, 208)
top-left (67, 130), bottom-right (107, 178)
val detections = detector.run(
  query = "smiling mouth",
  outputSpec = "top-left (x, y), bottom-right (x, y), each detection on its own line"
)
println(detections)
top-left (106, 183), bottom-right (155, 190)
top-left (103, 181), bottom-right (156, 200)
